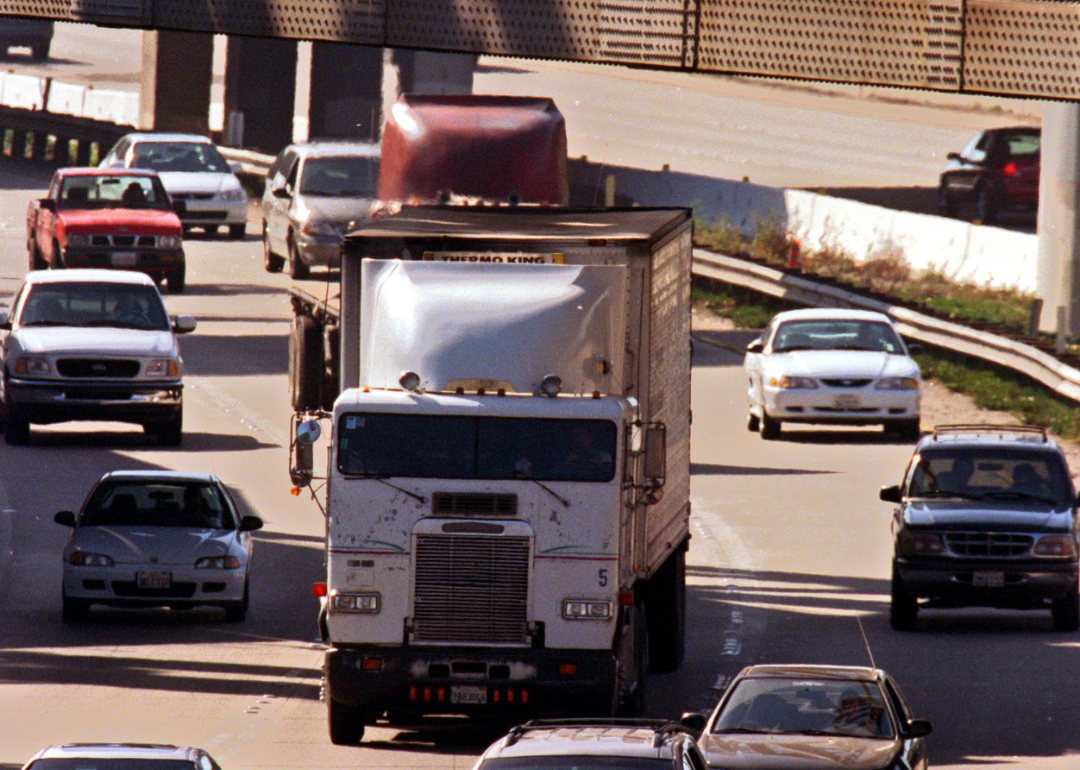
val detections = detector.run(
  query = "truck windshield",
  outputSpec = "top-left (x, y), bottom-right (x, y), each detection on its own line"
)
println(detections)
top-left (337, 414), bottom-right (616, 482)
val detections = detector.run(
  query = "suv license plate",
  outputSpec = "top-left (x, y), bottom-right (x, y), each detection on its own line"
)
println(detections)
top-left (973, 571), bottom-right (1005, 588)
top-left (451, 686), bottom-right (488, 705)
top-left (137, 571), bottom-right (171, 589)
top-left (111, 251), bottom-right (138, 267)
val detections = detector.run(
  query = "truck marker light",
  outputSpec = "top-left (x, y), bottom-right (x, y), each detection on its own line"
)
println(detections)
top-left (399, 371), bottom-right (421, 392)
top-left (312, 582), bottom-right (327, 598)
top-left (559, 662), bottom-right (578, 676)
top-left (290, 487), bottom-right (301, 497)
top-left (361, 657), bottom-right (383, 671)
top-left (618, 591), bottom-right (634, 606)
top-left (540, 375), bottom-right (561, 397)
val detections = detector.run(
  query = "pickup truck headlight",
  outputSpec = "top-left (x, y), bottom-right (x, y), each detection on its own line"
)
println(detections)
top-left (898, 531), bottom-right (945, 555)
top-left (195, 555), bottom-right (242, 569)
top-left (69, 551), bottom-right (114, 567)
top-left (771, 375), bottom-right (818, 389)
top-left (145, 359), bottom-right (180, 378)
top-left (65, 233), bottom-right (89, 248)
top-left (562, 599), bottom-right (613, 620)
top-left (157, 234), bottom-right (182, 249)
top-left (876, 377), bottom-right (920, 390)
top-left (14, 356), bottom-right (50, 376)
top-left (1034, 535), bottom-right (1077, 558)
top-left (330, 592), bottom-right (380, 613)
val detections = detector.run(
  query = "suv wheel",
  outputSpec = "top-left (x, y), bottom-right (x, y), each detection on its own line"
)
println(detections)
top-left (1052, 585), bottom-right (1080, 632)
top-left (890, 567), bottom-right (918, 631)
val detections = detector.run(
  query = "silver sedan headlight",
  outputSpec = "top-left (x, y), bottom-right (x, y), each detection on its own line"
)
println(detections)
top-left (771, 375), bottom-right (818, 389)
top-left (875, 377), bottom-right (920, 390)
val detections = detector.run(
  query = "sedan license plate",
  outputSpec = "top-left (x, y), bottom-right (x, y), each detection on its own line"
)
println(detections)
top-left (833, 394), bottom-right (861, 410)
top-left (451, 685), bottom-right (488, 705)
top-left (136, 571), bottom-right (171, 589)
top-left (111, 251), bottom-right (138, 267)
top-left (972, 571), bottom-right (1005, 588)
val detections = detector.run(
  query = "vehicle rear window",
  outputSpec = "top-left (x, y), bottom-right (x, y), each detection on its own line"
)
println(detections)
top-left (299, 156), bottom-right (379, 197)
top-left (908, 448), bottom-right (1073, 504)
top-left (1004, 132), bottom-right (1040, 159)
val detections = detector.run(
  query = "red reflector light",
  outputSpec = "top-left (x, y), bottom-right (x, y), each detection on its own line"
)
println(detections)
top-left (618, 591), bottom-right (634, 606)
top-left (409, 686), bottom-right (417, 701)
top-left (1002, 161), bottom-right (1018, 176)
top-left (312, 582), bottom-right (327, 598)
top-left (559, 663), bottom-right (578, 676)
top-left (361, 657), bottom-right (382, 671)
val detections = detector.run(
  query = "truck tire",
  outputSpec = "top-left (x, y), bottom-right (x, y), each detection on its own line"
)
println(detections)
top-left (30, 40), bottom-right (50, 61)
top-left (51, 240), bottom-right (63, 269)
top-left (290, 315), bottom-right (322, 412)
top-left (149, 405), bottom-right (183, 447)
top-left (327, 699), bottom-right (365, 745)
top-left (890, 567), bottom-right (918, 631)
top-left (616, 599), bottom-right (648, 717)
top-left (166, 262), bottom-right (186, 294)
top-left (647, 544), bottom-right (686, 672)
top-left (1052, 583), bottom-right (1080, 632)
top-left (28, 238), bottom-right (46, 270)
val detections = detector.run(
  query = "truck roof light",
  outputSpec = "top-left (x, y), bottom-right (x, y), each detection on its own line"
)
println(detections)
top-left (399, 370), bottom-right (421, 392)
top-left (540, 374), bottom-right (561, 398)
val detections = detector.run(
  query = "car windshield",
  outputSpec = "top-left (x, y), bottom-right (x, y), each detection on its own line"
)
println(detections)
top-left (299, 155), bottom-right (379, 196)
top-left (28, 761), bottom-right (196, 770)
top-left (337, 414), bottom-right (616, 481)
top-left (130, 141), bottom-right (232, 173)
top-left (712, 677), bottom-right (896, 739)
top-left (479, 758), bottom-right (672, 770)
top-left (59, 175), bottom-right (171, 211)
top-left (17, 282), bottom-right (170, 331)
top-left (771, 319), bottom-right (904, 354)
top-left (908, 448), bottom-right (1073, 504)
top-left (80, 481), bottom-right (234, 528)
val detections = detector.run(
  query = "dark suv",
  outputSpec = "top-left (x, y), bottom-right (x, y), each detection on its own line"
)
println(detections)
top-left (881, 424), bottom-right (1079, 631)
top-left (472, 720), bottom-right (709, 770)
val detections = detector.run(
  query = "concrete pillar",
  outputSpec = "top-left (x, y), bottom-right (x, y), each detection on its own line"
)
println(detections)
top-left (1036, 102), bottom-right (1080, 335)
top-left (390, 50), bottom-right (476, 96)
top-left (308, 42), bottom-right (383, 142)
top-left (139, 30), bottom-right (213, 135)
top-left (222, 36), bottom-right (297, 154)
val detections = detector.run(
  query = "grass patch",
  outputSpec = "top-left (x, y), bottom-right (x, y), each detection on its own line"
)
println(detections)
top-left (692, 279), bottom-right (787, 330)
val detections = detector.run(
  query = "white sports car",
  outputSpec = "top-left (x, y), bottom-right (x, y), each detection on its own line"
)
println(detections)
top-left (55, 470), bottom-right (262, 622)
top-left (744, 308), bottom-right (922, 440)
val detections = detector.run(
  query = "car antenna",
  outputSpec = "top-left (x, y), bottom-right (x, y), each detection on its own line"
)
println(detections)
top-left (856, 615), bottom-right (877, 669)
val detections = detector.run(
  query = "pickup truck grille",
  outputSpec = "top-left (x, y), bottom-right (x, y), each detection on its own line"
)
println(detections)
top-left (432, 492), bottom-right (517, 517)
top-left (89, 234), bottom-right (160, 248)
top-left (56, 359), bottom-right (140, 378)
top-left (413, 534), bottom-right (529, 645)
top-left (945, 532), bottom-right (1034, 557)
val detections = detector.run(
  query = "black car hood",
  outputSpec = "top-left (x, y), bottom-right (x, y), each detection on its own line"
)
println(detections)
top-left (904, 499), bottom-right (1073, 531)
top-left (700, 734), bottom-right (899, 770)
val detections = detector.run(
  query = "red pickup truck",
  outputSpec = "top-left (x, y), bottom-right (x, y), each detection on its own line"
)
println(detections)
top-left (27, 167), bottom-right (187, 293)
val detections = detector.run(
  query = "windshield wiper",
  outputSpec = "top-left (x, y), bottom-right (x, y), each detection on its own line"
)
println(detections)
top-left (363, 476), bottom-right (426, 504)
top-left (911, 490), bottom-right (984, 501)
top-left (712, 728), bottom-right (780, 735)
top-left (980, 490), bottom-right (1059, 505)
top-left (515, 471), bottom-right (570, 508)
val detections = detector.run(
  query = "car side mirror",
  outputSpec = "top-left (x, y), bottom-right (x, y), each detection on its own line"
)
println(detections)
top-left (239, 515), bottom-right (264, 532)
top-left (946, 152), bottom-right (961, 161)
top-left (173, 315), bottom-right (197, 334)
top-left (880, 485), bottom-right (903, 503)
top-left (905, 719), bottom-right (933, 738)
top-left (680, 712), bottom-right (707, 733)
top-left (746, 340), bottom-right (764, 354)
top-left (54, 510), bottom-right (77, 527)
top-left (39, 197), bottom-right (55, 212)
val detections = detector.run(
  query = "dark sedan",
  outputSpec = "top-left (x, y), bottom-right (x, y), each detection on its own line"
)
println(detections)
top-left (683, 664), bottom-right (932, 770)
top-left (937, 126), bottom-right (1040, 224)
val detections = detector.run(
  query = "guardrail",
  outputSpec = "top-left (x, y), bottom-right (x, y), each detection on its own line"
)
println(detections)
top-left (693, 250), bottom-right (1080, 406)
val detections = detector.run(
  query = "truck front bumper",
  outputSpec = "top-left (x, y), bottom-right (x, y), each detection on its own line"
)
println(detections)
top-left (896, 557), bottom-right (1079, 608)
top-left (61, 248), bottom-right (184, 281)
top-left (8, 379), bottom-right (183, 425)
top-left (324, 645), bottom-right (617, 720)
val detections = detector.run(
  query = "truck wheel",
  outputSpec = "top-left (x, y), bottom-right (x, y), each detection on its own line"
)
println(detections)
top-left (890, 567), bottom-right (918, 631)
top-left (28, 239), bottom-right (46, 270)
top-left (290, 315), bottom-right (322, 411)
top-left (1052, 584), bottom-right (1080, 632)
top-left (616, 600), bottom-right (648, 717)
top-left (288, 235), bottom-right (310, 279)
top-left (51, 240), bottom-right (63, 269)
top-left (647, 545), bottom-right (685, 672)
top-left (759, 412), bottom-right (781, 440)
top-left (166, 262), bottom-right (186, 294)
top-left (152, 406), bottom-right (183, 447)
top-left (327, 699), bottom-right (366, 745)
top-left (263, 225), bottom-right (285, 272)
top-left (30, 41), bottom-right (50, 61)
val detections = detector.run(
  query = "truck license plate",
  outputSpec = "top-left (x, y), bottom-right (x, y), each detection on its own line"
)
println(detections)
top-left (137, 571), bottom-right (171, 589)
top-left (833, 394), bottom-right (860, 410)
top-left (451, 686), bottom-right (488, 705)
top-left (111, 252), bottom-right (138, 267)
top-left (972, 571), bottom-right (1004, 588)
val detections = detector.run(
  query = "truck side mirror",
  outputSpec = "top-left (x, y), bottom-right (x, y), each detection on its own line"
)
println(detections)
top-left (290, 418), bottom-right (322, 488)
top-left (880, 485), bottom-right (902, 503)
top-left (39, 198), bottom-right (55, 212)
top-left (642, 424), bottom-right (666, 506)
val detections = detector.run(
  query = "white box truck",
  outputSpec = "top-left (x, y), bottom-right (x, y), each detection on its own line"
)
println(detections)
top-left (290, 205), bottom-right (692, 744)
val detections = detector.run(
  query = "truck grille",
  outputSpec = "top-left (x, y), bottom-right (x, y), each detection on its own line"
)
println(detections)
top-left (432, 492), bottom-right (518, 517)
top-left (413, 534), bottom-right (529, 644)
top-left (57, 359), bottom-right (140, 378)
top-left (945, 532), bottom-right (1034, 557)
top-left (89, 234), bottom-right (159, 248)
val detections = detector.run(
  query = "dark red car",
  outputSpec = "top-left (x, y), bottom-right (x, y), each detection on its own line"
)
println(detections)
top-left (937, 126), bottom-right (1040, 224)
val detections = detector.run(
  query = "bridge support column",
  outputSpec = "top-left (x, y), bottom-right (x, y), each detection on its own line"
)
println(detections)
top-left (390, 50), bottom-right (476, 96)
top-left (138, 30), bottom-right (213, 135)
top-left (308, 43), bottom-right (383, 142)
top-left (223, 36), bottom-right (297, 153)
top-left (1037, 102), bottom-right (1080, 335)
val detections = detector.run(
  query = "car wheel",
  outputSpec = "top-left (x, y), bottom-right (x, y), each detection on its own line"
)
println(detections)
top-left (936, 182), bottom-right (957, 218)
top-left (1052, 585), bottom-right (1080, 632)
top-left (975, 184), bottom-right (997, 224)
top-left (28, 238), bottom-right (46, 271)
top-left (5, 411), bottom-right (30, 445)
top-left (759, 412), bottom-right (781, 440)
top-left (62, 595), bottom-right (90, 623)
top-left (890, 568), bottom-right (918, 631)
top-left (887, 418), bottom-right (921, 441)
top-left (327, 699), bottom-right (366, 745)
top-left (224, 579), bottom-right (249, 622)
top-left (30, 41), bottom-right (49, 61)
top-left (263, 225), bottom-right (285, 273)
top-left (287, 234), bottom-right (310, 280)
top-left (166, 262), bottom-right (186, 294)
top-left (747, 412), bottom-right (760, 432)
top-left (228, 223), bottom-right (246, 240)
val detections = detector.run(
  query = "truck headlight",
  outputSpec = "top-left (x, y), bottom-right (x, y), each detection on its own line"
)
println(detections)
top-left (876, 377), bottom-right (920, 390)
top-left (771, 375), bottom-right (818, 389)
top-left (898, 531), bottom-right (945, 555)
top-left (195, 555), bottom-right (242, 569)
top-left (14, 356), bottom-right (50, 376)
top-left (69, 551), bottom-right (114, 567)
top-left (65, 233), bottom-right (89, 248)
top-left (330, 592), bottom-right (380, 613)
top-left (145, 359), bottom-right (181, 377)
top-left (158, 234), bottom-right (182, 249)
top-left (1034, 535), bottom-right (1077, 558)
top-left (562, 599), bottom-right (613, 620)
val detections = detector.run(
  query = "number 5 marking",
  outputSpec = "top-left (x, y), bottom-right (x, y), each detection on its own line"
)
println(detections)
top-left (598, 568), bottom-right (608, 587)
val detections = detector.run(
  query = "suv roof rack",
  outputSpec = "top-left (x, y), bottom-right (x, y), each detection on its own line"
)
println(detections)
top-left (932, 424), bottom-right (1048, 442)
top-left (505, 719), bottom-right (688, 748)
